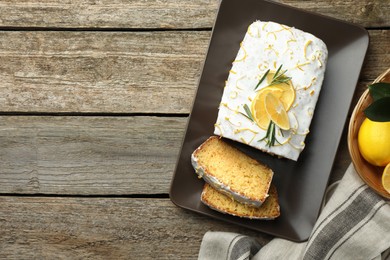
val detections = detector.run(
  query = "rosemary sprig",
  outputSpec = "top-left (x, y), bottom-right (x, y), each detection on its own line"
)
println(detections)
top-left (254, 65), bottom-right (291, 91)
top-left (268, 64), bottom-right (291, 86)
top-left (269, 73), bottom-right (291, 86)
top-left (253, 65), bottom-right (291, 147)
top-left (254, 69), bottom-right (270, 90)
top-left (239, 104), bottom-right (255, 122)
top-left (259, 121), bottom-right (281, 147)
top-left (273, 64), bottom-right (283, 80)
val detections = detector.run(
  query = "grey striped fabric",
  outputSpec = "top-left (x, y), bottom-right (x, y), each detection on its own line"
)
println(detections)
top-left (198, 164), bottom-right (390, 260)
top-left (198, 232), bottom-right (261, 260)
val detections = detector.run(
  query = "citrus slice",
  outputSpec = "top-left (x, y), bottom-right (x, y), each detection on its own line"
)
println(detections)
top-left (251, 87), bottom-right (283, 130)
top-left (266, 72), bottom-right (295, 111)
top-left (271, 83), bottom-right (295, 111)
top-left (382, 163), bottom-right (390, 194)
top-left (264, 92), bottom-right (290, 130)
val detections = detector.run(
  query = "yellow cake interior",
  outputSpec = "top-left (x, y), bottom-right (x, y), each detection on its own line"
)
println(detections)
top-left (193, 136), bottom-right (273, 203)
top-left (201, 183), bottom-right (280, 219)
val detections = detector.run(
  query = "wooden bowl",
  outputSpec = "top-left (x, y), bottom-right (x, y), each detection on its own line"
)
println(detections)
top-left (348, 68), bottom-right (390, 199)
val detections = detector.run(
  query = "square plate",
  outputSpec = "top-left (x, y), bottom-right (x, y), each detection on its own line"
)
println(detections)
top-left (170, 0), bottom-right (368, 241)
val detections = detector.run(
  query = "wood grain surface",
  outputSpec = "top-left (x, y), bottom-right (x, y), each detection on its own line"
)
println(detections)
top-left (0, 0), bottom-right (389, 258)
top-left (0, 116), bottom-right (186, 195)
top-left (0, 115), bottom-right (352, 195)
top-left (0, 31), bottom-right (209, 113)
top-left (0, 197), bottom-right (271, 259)
top-left (0, 30), bottom-right (388, 113)
top-left (0, 0), bottom-right (387, 28)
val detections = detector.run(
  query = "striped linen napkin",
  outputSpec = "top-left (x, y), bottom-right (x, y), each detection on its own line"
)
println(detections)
top-left (198, 164), bottom-right (390, 260)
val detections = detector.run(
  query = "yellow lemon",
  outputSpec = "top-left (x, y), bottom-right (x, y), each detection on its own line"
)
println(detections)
top-left (251, 85), bottom-right (295, 130)
top-left (266, 73), bottom-right (296, 111)
top-left (382, 163), bottom-right (390, 194)
top-left (271, 83), bottom-right (296, 111)
top-left (264, 92), bottom-right (290, 130)
top-left (357, 118), bottom-right (390, 166)
top-left (251, 87), bottom-right (283, 130)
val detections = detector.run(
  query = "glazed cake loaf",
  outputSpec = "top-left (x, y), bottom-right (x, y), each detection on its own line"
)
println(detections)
top-left (214, 20), bottom-right (328, 161)
top-left (201, 183), bottom-right (280, 219)
top-left (191, 136), bottom-right (273, 207)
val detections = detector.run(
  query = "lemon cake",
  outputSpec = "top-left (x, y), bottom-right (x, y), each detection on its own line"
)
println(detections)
top-left (214, 20), bottom-right (328, 161)
top-left (191, 136), bottom-right (273, 207)
top-left (201, 183), bottom-right (280, 219)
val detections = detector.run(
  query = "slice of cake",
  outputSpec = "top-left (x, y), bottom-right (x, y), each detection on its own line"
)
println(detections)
top-left (201, 183), bottom-right (280, 219)
top-left (214, 20), bottom-right (328, 161)
top-left (191, 136), bottom-right (273, 207)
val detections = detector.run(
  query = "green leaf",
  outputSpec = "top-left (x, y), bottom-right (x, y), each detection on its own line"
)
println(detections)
top-left (242, 104), bottom-right (254, 122)
top-left (273, 65), bottom-right (283, 80)
top-left (267, 65), bottom-right (290, 87)
top-left (254, 69), bottom-right (270, 90)
top-left (259, 121), bottom-right (280, 147)
top-left (368, 82), bottom-right (390, 101)
top-left (364, 97), bottom-right (390, 122)
top-left (268, 76), bottom-right (291, 86)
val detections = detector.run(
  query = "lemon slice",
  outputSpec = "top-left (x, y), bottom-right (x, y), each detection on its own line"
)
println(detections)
top-left (251, 87), bottom-right (283, 130)
top-left (266, 72), bottom-right (295, 111)
top-left (382, 163), bottom-right (390, 194)
top-left (264, 92), bottom-right (290, 130)
top-left (271, 83), bottom-right (295, 111)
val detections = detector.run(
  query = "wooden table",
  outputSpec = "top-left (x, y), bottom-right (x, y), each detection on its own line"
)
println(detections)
top-left (0, 0), bottom-right (388, 258)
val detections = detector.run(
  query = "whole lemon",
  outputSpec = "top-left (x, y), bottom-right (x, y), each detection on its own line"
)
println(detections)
top-left (358, 118), bottom-right (390, 166)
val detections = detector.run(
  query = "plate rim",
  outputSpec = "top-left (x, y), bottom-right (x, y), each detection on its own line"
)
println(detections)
top-left (170, 0), bottom-right (369, 242)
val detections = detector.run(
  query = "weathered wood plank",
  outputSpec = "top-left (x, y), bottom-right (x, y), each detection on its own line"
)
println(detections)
top-left (0, 0), bottom-right (219, 29)
top-left (0, 0), bottom-right (388, 29)
top-left (0, 116), bottom-right (186, 195)
top-left (277, 0), bottom-right (390, 28)
top-left (361, 30), bottom-right (390, 82)
top-left (0, 31), bottom-right (210, 114)
top-left (0, 30), bottom-right (387, 113)
top-left (0, 114), bottom-right (352, 195)
top-left (0, 197), bottom-right (271, 259)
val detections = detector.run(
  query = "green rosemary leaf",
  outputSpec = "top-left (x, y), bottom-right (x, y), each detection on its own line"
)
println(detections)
top-left (265, 120), bottom-right (272, 137)
top-left (267, 65), bottom-right (290, 86)
top-left (269, 76), bottom-right (291, 86)
top-left (273, 65), bottom-right (283, 80)
top-left (259, 121), bottom-right (281, 147)
top-left (269, 122), bottom-right (276, 147)
top-left (255, 69), bottom-right (270, 90)
top-left (259, 122), bottom-right (272, 143)
top-left (238, 112), bottom-right (251, 121)
top-left (243, 104), bottom-right (254, 121)
top-left (240, 112), bottom-right (254, 122)
top-left (273, 70), bottom-right (287, 81)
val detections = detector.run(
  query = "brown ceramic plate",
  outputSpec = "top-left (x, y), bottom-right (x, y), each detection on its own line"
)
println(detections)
top-left (348, 68), bottom-right (390, 199)
top-left (170, 0), bottom-right (369, 241)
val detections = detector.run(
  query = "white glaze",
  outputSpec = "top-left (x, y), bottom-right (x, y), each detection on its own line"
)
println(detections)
top-left (214, 21), bottom-right (328, 161)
